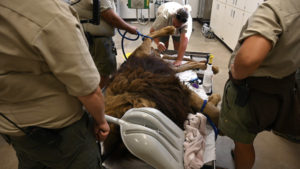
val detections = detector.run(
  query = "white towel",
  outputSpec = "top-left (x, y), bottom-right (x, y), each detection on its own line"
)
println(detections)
top-left (183, 113), bottom-right (207, 169)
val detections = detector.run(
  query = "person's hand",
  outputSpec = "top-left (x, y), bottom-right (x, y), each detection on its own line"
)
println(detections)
top-left (128, 25), bottom-right (138, 35)
top-left (94, 119), bottom-right (110, 141)
top-left (173, 59), bottom-right (182, 67)
top-left (157, 42), bottom-right (166, 52)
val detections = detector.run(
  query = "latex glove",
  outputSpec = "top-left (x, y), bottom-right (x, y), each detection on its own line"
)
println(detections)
top-left (157, 42), bottom-right (167, 52)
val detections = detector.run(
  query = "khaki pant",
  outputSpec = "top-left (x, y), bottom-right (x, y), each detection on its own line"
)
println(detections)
top-left (3, 113), bottom-right (102, 169)
top-left (89, 36), bottom-right (117, 76)
top-left (220, 72), bottom-right (300, 144)
top-left (219, 80), bottom-right (256, 144)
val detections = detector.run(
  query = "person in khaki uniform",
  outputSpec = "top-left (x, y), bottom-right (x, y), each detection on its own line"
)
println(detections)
top-left (0, 0), bottom-right (109, 168)
top-left (219, 0), bottom-right (300, 168)
top-left (72, 0), bottom-right (137, 89)
top-left (150, 2), bottom-right (192, 66)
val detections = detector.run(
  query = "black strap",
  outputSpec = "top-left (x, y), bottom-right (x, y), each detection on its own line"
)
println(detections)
top-left (80, 0), bottom-right (101, 25)
top-left (0, 112), bottom-right (28, 135)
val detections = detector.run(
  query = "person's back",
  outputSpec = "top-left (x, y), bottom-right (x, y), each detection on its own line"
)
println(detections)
top-left (72, 0), bottom-right (116, 37)
top-left (228, 0), bottom-right (300, 79)
top-left (219, 0), bottom-right (300, 168)
top-left (0, 0), bottom-right (107, 168)
top-left (156, 2), bottom-right (183, 17)
top-left (72, 0), bottom-right (137, 88)
top-left (151, 2), bottom-right (192, 66)
top-left (0, 0), bottom-right (96, 136)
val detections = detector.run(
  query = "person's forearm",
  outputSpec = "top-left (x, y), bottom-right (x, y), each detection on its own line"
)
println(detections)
top-left (77, 87), bottom-right (106, 125)
top-left (102, 9), bottom-right (135, 33)
top-left (177, 36), bottom-right (188, 61)
top-left (231, 52), bottom-right (261, 80)
top-left (231, 35), bottom-right (272, 80)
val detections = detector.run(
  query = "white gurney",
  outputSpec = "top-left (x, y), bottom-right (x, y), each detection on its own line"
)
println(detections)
top-left (104, 107), bottom-right (217, 169)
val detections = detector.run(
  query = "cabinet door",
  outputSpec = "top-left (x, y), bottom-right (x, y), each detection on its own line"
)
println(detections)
top-left (219, 0), bottom-right (227, 4)
top-left (242, 11), bottom-right (251, 26)
top-left (234, 0), bottom-right (246, 10)
top-left (223, 6), bottom-right (244, 49)
top-left (210, 0), bottom-right (226, 40)
top-left (226, 0), bottom-right (235, 6)
top-left (231, 9), bottom-right (246, 47)
top-left (226, 0), bottom-right (246, 11)
top-left (244, 0), bottom-right (264, 13)
top-left (210, 0), bottom-right (219, 34)
top-left (222, 5), bottom-right (235, 48)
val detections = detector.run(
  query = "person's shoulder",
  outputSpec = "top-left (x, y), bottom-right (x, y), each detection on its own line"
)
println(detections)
top-left (2, 0), bottom-right (74, 28)
top-left (164, 2), bottom-right (182, 10)
top-left (263, 0), bottom-right (300, 15)
top-left (100, 0), bottom-right (114, 11)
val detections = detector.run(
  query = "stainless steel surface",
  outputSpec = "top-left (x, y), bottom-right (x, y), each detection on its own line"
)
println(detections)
top-left (198, 0), bottom-right (213, 20)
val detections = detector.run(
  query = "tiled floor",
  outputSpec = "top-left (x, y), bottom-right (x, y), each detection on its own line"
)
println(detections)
top-left (1, 21), bottom-right (299, 169)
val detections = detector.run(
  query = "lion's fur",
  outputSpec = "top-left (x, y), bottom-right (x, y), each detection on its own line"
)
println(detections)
top-left (102, 26), bottom-right (221, 161)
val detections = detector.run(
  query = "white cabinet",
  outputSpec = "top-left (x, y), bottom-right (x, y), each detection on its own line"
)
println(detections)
top-left (210, 0), bottom-right (226, 40)
top-left (242, 11), bottom-right (251, 26)
top-left (210, 0), bottom-right (263, 50)
top-left (222, 5), bottom-right (244, 49)
top-left (244, 0), bottom-right (264, 13)
top-left (218, 0), bottom-right (227, 4)
top-left (234, 0), bottom-right (247, 10)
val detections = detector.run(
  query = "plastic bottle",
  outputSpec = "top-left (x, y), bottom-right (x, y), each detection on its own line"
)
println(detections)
top-left (203, 54), bottom-right (214, 95)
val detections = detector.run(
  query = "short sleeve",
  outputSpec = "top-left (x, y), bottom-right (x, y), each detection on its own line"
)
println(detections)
top-left (179, 16), bottom-right (192, 39)
top-left (100, 0), bottom-right (113, 12)
top-left (33, 13), bottom-right (100, 96)
top-left (152, 15), bottom-right (168, 30)
top-left (239, 3), bottom-right (283, 48)
top-left (73, 0), bottom-right (113, 18)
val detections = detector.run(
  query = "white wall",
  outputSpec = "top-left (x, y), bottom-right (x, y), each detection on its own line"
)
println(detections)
top-left (187, 0), bottom-right (199, 18)
top-left (117, 0), bottom-right (155, 19)
top-left (210, 0), bottom-right (264, 50)
top-left (118, 0), bottom-right (199, 19)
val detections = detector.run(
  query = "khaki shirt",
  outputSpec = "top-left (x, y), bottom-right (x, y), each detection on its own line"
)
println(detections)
top-left (0, 0), bottom-right (100, 136)
top-left (73, 0), bottom-right (116, 36)
top-left (229, 0), bottom-right (300, 78)
top-left (152, 2), bottom-right (192, 38)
